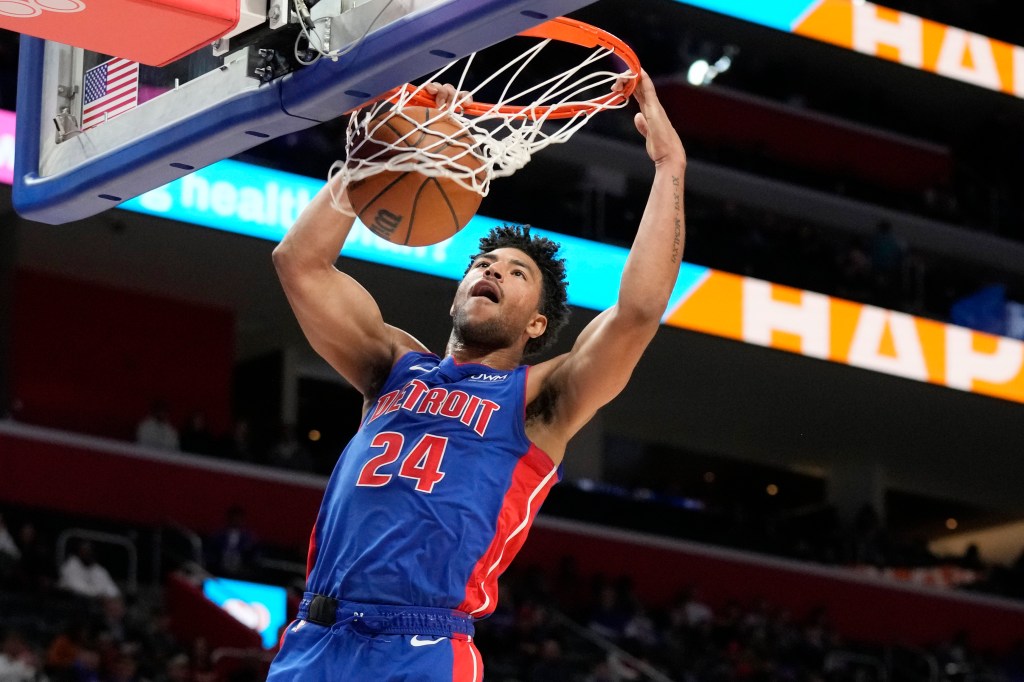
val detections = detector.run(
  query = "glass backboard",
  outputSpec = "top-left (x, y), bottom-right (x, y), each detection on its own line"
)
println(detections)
top-left (13, 0), bottom-right (598, 224)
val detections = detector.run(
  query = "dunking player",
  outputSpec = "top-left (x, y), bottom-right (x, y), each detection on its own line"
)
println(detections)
top-left (268, 72), bottom-right (685, 681)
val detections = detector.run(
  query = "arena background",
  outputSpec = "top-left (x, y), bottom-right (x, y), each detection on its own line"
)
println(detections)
top-left (3, 1), bottom-right (1024, 680)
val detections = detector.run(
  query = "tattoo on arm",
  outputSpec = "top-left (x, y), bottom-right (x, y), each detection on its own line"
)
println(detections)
top-left (671, 175), bottom-right (683, 264)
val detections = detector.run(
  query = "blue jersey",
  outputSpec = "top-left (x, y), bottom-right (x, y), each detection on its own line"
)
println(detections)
top-left (305, 351), bottom-right (560, 618)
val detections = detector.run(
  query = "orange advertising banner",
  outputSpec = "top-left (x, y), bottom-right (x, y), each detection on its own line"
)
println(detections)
top-left (665, 271), bottom-right (1024, 404)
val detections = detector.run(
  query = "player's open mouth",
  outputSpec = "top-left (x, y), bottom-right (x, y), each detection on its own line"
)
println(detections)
top-left (470, 280), bottom-right (500, 303)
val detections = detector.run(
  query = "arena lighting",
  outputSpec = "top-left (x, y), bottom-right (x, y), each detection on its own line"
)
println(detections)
top-left (687, 59), bottom-right (710, 85)
top-left (686, 48), bottom-right (737, 86)
top-left (675, 0), bottom-right (1024, 100)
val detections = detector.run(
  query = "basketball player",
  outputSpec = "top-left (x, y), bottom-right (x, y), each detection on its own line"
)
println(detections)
top-left (268, 71), bottom-right (685, 681)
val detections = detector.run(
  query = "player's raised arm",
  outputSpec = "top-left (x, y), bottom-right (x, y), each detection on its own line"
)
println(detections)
top-left (272, 175), bottom-right (425, 397)
top-left (615, 71), bottom-right (687, 324)
top-left (538, 71), bottom-right (687, 440)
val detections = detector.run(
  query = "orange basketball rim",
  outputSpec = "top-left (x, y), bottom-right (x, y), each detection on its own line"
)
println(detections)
top-left (387, 16), bottom-right (642, 120)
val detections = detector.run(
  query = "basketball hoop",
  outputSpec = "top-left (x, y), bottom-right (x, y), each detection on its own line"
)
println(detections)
top-left (331, 16), bottom-right (641, 212)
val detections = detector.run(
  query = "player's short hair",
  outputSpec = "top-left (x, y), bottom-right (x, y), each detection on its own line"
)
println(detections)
top-left (470, 224), bottom-right (570, 356)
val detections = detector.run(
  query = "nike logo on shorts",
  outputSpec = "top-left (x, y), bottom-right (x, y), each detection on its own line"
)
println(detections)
top-left (410, 635), bottom-right (445, 647)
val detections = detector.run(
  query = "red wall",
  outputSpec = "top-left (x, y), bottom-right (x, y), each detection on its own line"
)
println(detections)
top-left (660, 83), bottom-right (952, 193)
top-left (11, 270), bottom-right (234, 439)
top-left (4, 426), bottom-right (1023, 653)
top-left (0, 427), bottom-right (321, 550)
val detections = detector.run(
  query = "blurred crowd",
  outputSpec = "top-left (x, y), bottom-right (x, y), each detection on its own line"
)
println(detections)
top-left (130, 401), bottom-right (315, 475)
top-left (3, 502), bottom-right (1022, 682)
top-left (0, 510), bottom-right (233, 682)
top-left (476, 561), bottom-right (1024, 682)
top-left (116, 394), bottom-right (1024, 609)
top-left (6, 499), bottom-right (1015, 679)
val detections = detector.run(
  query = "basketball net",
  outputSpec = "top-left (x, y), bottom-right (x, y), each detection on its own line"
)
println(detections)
top-left (330, 17), bottom-right (640, 215)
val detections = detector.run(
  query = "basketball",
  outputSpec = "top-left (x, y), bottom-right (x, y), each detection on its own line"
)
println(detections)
top-left (346, 107), bottom-right (484, 247)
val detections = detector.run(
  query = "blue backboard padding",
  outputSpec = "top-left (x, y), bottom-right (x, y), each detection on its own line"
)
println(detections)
top-left (13, 0), bottom-right (599, 225)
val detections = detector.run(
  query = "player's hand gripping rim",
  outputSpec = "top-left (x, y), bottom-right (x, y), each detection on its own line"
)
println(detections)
top-left (620, 70), bottom-right (686, 168)
top-left (423, 82), bottom-right (474, 114)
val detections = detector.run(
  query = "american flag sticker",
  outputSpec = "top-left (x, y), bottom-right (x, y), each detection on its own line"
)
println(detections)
top-left (81, 58), bottom-right (139, 131)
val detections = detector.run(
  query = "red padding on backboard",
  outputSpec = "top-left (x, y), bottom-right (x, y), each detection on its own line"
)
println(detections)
top-left (0, 0), bottom-right (240, 66)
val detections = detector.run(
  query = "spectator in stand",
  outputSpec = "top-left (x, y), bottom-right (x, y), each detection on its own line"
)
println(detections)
top-left (136, 400), bottom-right (179, 451)
top-left (188, 637), bottom-right (217, 682)
top-left (588, 583), bottom-right (631, 641)
top-left (670, 586), bottom-right (713, 629)
top-left (266, 423), bottom-right (314, 472)
top-left (59, 540), bottom-right (121, 599)
top-left (46, 619), bottom-right (98, 681)
top-left (207, 506), bottom-right (259, 578)
top-left (0, 512), bottom-right (20, 585)
top-left (107, 652), bottom-right (143, 682)
top-left (157, 653), bottom-right (191, 682)
top-left (849, 503), bottom-right (888, 566)
top-left (0, 629), bottom-right (44, 682)
top-left (96, 596), bottom-right (144, 646)
top-left (13, 522), bottom-right (55, 593)
top-left (137, 609), bottom-right (178, 671)
top-left (223, 418), bottom-right (256, 462)
top-left (869, 220), bottom-right (906, 308)
top-left (552, 555), bottom-right (589, 621)
top-left (178, 410), bottom-right (217, 456)
top-left (527, 637), bottom-right (575, 682)
top-left (837, 236), bottom-right (873, 303)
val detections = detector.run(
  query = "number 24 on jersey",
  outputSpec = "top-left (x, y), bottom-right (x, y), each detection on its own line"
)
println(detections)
top-left (356, 431), bottom-right (447, 493)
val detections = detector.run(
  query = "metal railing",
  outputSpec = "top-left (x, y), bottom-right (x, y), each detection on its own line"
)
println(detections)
top-left (825, 650), bottom-right (888, 681)
top-left (55, 528), bottom-right (139, 594)
top-left (548, 610), bottom-right (679, 682)
top-left (152, 519), bottom-right (204, 582)
top-left (886, 645), bottom-right (939, 682)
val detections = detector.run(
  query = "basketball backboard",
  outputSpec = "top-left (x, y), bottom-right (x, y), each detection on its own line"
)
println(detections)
top-left (0, 0), bottom-right (261, 67)
top-left (13, 0), bottom-right (599, 224)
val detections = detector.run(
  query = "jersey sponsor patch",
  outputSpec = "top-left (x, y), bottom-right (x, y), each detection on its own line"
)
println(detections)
top-left (466, 372), bottom-right (509, 382)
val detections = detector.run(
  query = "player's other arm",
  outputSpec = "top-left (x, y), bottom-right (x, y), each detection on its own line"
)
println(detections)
top-left (273, 175), bottom-right (424, 395)
top-left (543, 72), bottom-right (687, 437)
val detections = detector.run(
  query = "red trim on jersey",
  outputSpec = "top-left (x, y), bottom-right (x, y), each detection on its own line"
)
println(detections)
top-left (277, 619), bottom-right (297, 651)
top-left (305, 522), bottom-right (318, 579)
top-left (450, 639), bottom-right (482, 681)
top-left (457, 444), bottom-right (558, 616)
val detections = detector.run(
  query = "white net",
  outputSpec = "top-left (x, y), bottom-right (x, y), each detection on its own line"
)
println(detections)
top-left (330, 18), bottom-right (639, 214)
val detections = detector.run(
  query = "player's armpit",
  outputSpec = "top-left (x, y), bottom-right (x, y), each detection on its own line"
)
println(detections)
top-left (531, 304), bottom-right (660, 440)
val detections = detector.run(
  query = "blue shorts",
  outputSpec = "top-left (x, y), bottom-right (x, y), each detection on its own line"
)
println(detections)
top-left (267, 595), bottom-right (483, 682)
